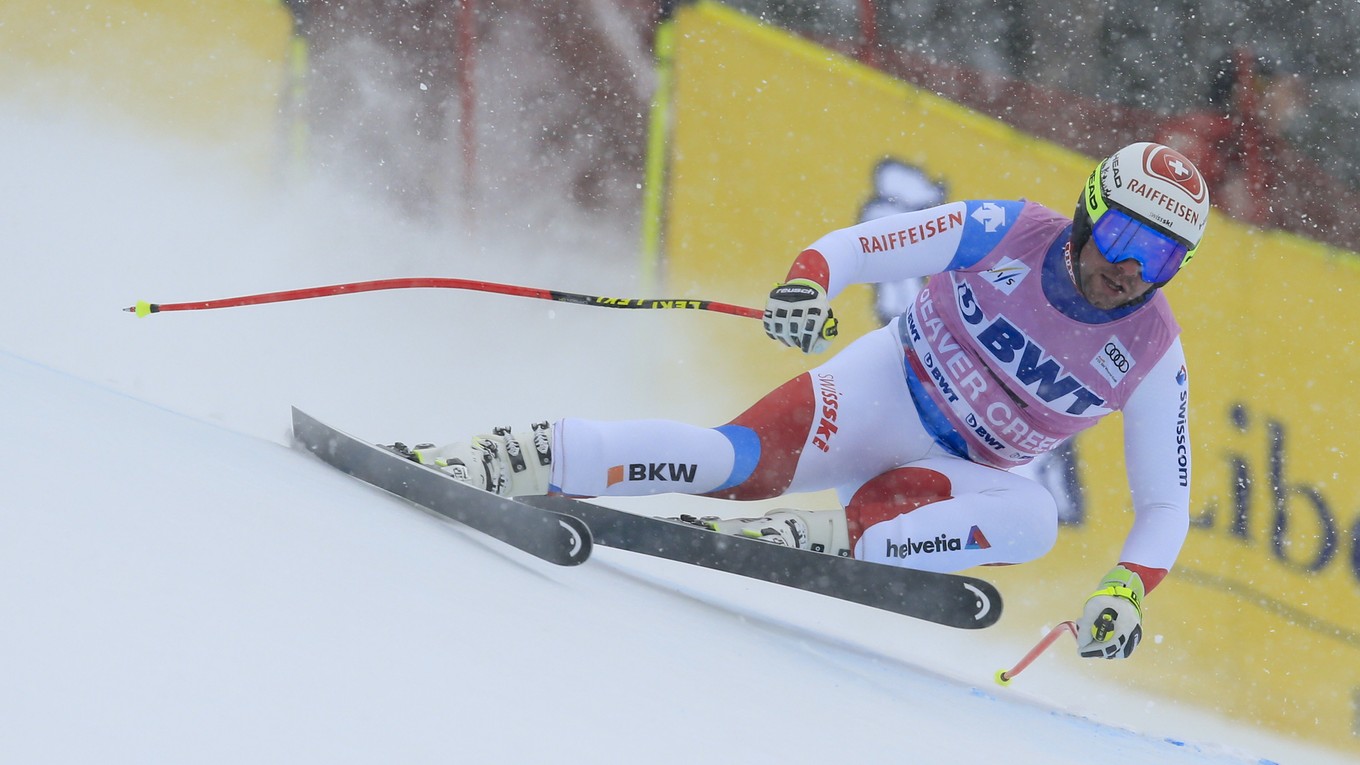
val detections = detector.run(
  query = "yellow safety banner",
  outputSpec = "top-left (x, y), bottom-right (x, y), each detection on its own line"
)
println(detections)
top-left (660, 1), bottom-right (1360, 755)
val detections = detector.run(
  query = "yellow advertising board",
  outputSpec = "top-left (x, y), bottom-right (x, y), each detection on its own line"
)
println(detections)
top-left (0, 0), bottom-right (295, 159)
top-left (660, 1), bottom-right (1360, 755)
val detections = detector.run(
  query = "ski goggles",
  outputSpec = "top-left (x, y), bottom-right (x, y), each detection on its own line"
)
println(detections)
top-left (1089, 207), bottom-right (1194, 284)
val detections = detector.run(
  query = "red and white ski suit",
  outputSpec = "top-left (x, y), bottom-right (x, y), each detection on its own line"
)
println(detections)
top-left (551, 200), bottom-right (1190, 590)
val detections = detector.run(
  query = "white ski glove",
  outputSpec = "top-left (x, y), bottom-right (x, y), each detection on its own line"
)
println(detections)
top-left (1075, 565), bottom-right (1145, 660)
top-left (763, 278), bottom-right (839, 354)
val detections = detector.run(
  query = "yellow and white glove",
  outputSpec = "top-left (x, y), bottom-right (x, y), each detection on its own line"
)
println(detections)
top-left (1076, 565), bottom-right (1145, 660)
top-left (763, 279), bottom-right (838, 354)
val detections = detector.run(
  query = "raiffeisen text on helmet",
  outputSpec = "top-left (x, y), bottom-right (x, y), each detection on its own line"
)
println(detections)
top-left (1126, 178), bottom-right (1203, 231)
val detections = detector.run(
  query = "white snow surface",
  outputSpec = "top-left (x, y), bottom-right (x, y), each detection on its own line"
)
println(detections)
top-left (1, 106), bottom-right (1350, 765)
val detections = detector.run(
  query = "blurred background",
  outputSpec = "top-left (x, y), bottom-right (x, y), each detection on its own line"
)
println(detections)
top-left (269, 0), bottom-right (1360, 251)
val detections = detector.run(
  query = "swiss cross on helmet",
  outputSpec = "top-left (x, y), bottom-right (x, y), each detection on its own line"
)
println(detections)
top-left (1072, 142), bottom-right (1211, 285)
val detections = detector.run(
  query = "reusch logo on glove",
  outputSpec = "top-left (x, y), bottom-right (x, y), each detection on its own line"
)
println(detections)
top-left (776, 284), bottom-right (820, 301)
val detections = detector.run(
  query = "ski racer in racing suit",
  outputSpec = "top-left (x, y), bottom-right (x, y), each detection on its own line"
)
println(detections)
top-left (413, 142), bottom-right (1210, 661)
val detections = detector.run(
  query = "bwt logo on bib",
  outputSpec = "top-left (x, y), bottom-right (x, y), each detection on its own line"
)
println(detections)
top-left (607, 462), bottom-right (699, 487)
top-left (956, 284), bottom-right (1109, 416)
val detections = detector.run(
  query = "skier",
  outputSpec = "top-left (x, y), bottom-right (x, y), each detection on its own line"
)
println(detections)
top-left (400, 142), bottom-right (1209, 661)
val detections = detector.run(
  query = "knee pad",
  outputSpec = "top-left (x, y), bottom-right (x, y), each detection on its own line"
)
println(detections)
top-left (844, 466), bottom-right (952, 549)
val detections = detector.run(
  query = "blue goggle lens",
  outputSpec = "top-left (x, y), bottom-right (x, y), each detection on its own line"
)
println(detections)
top-left (1090, 209), bottom-right (1189, 283)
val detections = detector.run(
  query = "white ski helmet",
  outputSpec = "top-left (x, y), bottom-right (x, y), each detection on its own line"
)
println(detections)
top-left (1073, 142), bottom-right (1210, 284)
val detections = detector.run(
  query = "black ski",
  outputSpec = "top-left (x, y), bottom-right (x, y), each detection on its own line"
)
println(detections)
top-left (521, 495), bottom-right (1001, 629)
top-left (291, 408), bottom-right (591, 566)
top-left (292, 408), bottom-right (997, 626)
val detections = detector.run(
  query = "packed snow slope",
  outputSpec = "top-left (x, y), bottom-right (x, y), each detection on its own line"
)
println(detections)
top-left (0, 107), bottom-right (1349, 765)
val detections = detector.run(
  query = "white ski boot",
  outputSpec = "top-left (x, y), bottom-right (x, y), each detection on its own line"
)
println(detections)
top-left (391, 422), bottom-right (553, 498)
top-left (680, 508), bottom-right (851, 557)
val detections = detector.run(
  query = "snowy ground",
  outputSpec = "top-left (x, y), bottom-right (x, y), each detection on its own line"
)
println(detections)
top-left (1, 104), bottom-right (1351, 765)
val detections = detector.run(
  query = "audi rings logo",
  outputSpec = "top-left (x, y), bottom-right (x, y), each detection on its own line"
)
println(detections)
top-left (1104, 342), bottom-right (1130, 373)
top-left (1091, 336), bottom-right (1135, 386)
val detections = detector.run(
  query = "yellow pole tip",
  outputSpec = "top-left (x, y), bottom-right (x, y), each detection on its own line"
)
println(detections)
top-left (994, 669), bottom-right (1012, 687)
top-left (134, 300), bottom-right (154, 318)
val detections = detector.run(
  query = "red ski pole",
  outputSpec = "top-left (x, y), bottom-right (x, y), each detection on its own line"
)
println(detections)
top-left (995, 620), bottom-right (1079, 686)
top-left (124, 277), bottom-right (763, 320)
